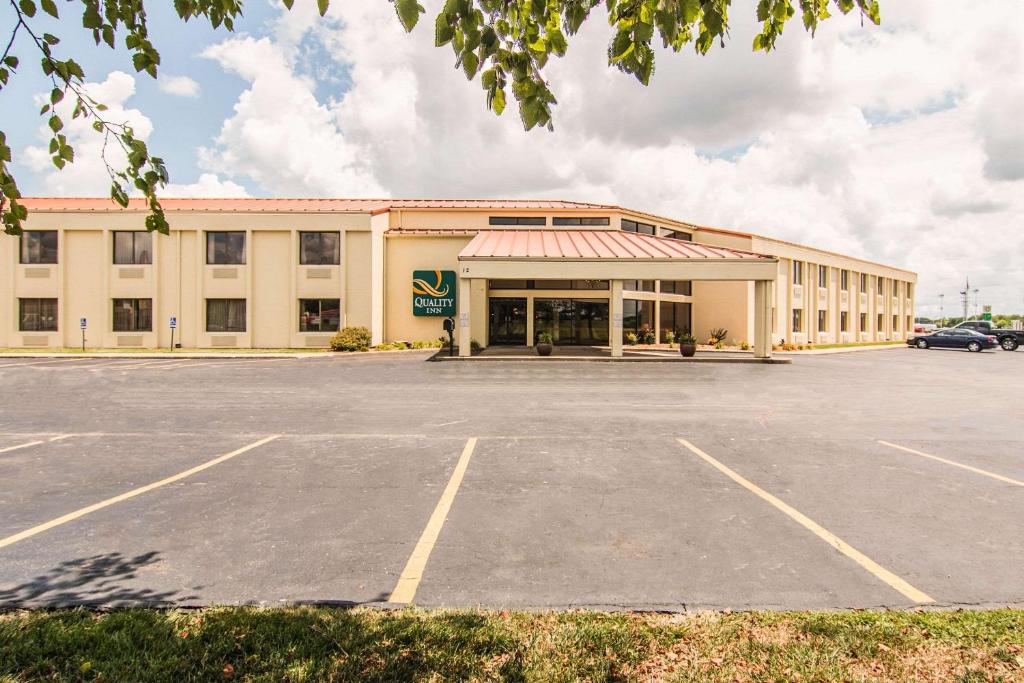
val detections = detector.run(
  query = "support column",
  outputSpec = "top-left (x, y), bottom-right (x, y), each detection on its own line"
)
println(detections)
top-left (458, 275), bottom-right (471, 357)
top-left (369, 215), bottom-right (387, 346)
top-left (526, 297), bottom-right (535, 347)
top-left (611, 279), bottom-right (624, 358)
top-left (754, 279), bottom-right (772, 359)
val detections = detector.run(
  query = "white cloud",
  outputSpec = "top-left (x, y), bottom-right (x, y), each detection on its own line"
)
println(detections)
top-left (158, 75), bottom-right (201, 98)
top-left (163, 172), bottom-right (248, 197)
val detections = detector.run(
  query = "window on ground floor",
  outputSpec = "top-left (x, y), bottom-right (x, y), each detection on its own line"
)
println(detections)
top-left (659, 301), bottom-right (692, 337)
top-left (792, 309), bottom-right (803, 333)
top-left (299, 299), bottom-right (341, 332)
top-left (20, 231), bottom-right (58, 264)
top-left (818, 309), bottom-right (827, 332)
top-left (906, 315), bottom-right (912, 331)
top-left (893, 314), bottom-right (899, 331)
top-left (113, 298), bottom-right (152, 332)
top-left (840, 311), bottom-right (849, 332)
top-left (877, 313), bottom-right (885, 333)
top-left (860, 312), bottom-right (867, 331)
top-left (206, 299), bottom-right (246, 332)
top-left (623, 299), bottom-right (655, 336)
top-left (19, 298), bottom-right (58, 331)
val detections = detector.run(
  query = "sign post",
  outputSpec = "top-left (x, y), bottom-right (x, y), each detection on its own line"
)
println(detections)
top-left (982, 305), bottom-right (992, 322)
top-left (79, 317), bottom-right (87, 352)
top-left (169, 316), bottom-right (177, 351)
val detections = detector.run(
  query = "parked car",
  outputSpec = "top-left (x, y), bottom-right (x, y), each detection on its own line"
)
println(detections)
top-left (908, 328), bottom-right (998, 352)
top-left (912, 322), bottom-right (937, 334)
top-left (952, 320), bottom-right (1023, 351)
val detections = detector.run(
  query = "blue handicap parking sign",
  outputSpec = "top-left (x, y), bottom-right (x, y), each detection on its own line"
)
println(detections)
top-left (170, 316), bottom-right (177, 329)
top-left (80, 317), bottom-right (87, 329)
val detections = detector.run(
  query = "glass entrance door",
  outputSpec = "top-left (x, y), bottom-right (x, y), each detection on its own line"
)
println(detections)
top-left (534, 298), bottom-right (609, 345)
top-left (488, 298), bottom-right (527, 345)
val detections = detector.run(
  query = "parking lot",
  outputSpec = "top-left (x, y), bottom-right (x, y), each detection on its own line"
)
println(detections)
top-left (0, 347), bottom-right (1021, 611)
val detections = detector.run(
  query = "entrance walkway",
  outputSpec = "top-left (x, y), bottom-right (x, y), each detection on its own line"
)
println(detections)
top-left (442, 346), bottom-right (790, 363)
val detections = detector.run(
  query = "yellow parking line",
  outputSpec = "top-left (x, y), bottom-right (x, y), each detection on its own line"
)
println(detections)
top-left (390, 437), bottom-right (478, 604)
top-left (0, 440), bottom-right (45, 455)
top-left (0, 434), bottom-right (281, 550)
top-left (677, 438), bottom-right (935, 604)
top-left (878, 440), bottom-right (1023, 487)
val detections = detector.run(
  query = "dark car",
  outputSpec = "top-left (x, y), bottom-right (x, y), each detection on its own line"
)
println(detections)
top-left (953, 320), bottom-right (1024, 351)
top-left (908, 328), bottom-right (998, 352)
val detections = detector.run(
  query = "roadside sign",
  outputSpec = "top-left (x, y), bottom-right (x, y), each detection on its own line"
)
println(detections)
top-left (982, 305), bottom-right (992, 321)
top-left (170, 316), bottom-right (177, 329)
top-left (80, 317), bottom-right (87, 329)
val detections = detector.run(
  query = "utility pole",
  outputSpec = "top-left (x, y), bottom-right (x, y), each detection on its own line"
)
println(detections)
top-left (973, 288), bottom-right (979, 319)
top-left (938, 293), bottom-right (944, 328)
top-left (959, 277), bottom-right (969, 322)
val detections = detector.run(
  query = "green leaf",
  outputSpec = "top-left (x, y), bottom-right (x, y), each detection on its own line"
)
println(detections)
top-left (491, 86), bottom-right (505, 115)
top-left (317, 0), bottom-right (329, 16)
top-left (40, 0), bottom-right (57, 18)
top-left (281, 0), bottom-right (294, 8)
top-left (48, 115), bottom-right (63, 133)
top-left (435, 13), bottom-right (454, 46)
top-left (50, 88), bottom-right (64, 105)
top-left (395, 0), bottom-right (423, 32)
top-left (3, 56), bottom-right (18, 69)
top-left (18, 0), bottom-right (36, 18)
top-left (462, 50), bottom-right (479, 79)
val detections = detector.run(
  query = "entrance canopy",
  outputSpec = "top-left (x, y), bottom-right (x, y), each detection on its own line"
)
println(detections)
top-left (455, 229), bottom-right (778, 358)
top-left (458, 230), bottom-right (777, 281)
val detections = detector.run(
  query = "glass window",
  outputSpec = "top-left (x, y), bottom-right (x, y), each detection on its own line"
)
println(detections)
top-left (206, 299), bottom-right (246, 332)
top-left (489, 279), bottom-right (528, 289)
top-left (621, 219), bottom-right (655, 235)
top-left (622, 299), bottom-right (655, 336)
top-left (860, 273), bottom-right (868, 290)
top-left (818, 265), bottom-right (828, 287)
top-left (113, 231), bottom-right (153, 265)
top-left (534, 280), bottom-right (573, 290)
top-left (877, 313), bottom-right (884, 331)
top-left (19, 231), bottom-right (58, 264)
top-left (299, 299), bottom-right (340, 332)
top-left (113, 298), bottom-right (153, 332)
top-left (206, 232), bottom-right (246, 265)
top-left (840, 311), bottom-right (848, 332)
top-left (906, 315), bottom-right (912, 331)
top-left (488, 216), bottom-right (546, 225)
top-left (552, 217), bottom-right (610, 226)
top-left (571, 280), bottom-right (609, 290)
top-left (623, 280), bottom-right (654, 292)
top-left (19, 298), bottom-right (58, 331)
top-left (860, 312), bottom-right (867, 330)
top-left (659, 301), bottom-right (692, 336)
top-left (792, 309), bottom-right (803, 332)
top-left (660, 281), bottom-right (692, 296)
top-left (893, 314), bottom-right (899, 330)
top-left (792, 261), bottom-right (803, 285)
top-left (877, 276), bottom-right (885, 295)
top-left (660, 229), bottom-right (693, 241)
top-left (818, 309), bottom-right (827, 331)
top-left (299, 232), bottom-right (340, 265)
top-left (840, 270), bottom-right (849, 291)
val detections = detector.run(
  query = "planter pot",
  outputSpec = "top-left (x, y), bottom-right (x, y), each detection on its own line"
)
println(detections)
top-left (535, 343), bottom-right (553, 356)
top-left (680, 343), bottom-right (696, 357)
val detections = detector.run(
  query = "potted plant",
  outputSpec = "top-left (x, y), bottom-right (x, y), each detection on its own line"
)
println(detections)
top-left (535, 331), bottom-right (554, 356)
top-left (664, 330), bottom-right (676, 347)
top-left (678, 332), bottom-right (697, 357)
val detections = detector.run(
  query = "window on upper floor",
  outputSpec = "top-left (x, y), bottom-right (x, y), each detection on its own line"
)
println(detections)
top-left (551, 217), bottom-right (609, 226)
top-left (860, 273), bottom-right (868, 291)
top-left (299, 232), bottom-right (341, 265)
top-left (818, 265), bottom-right (828, 287)
top-left (877, 276), bottom-right (885, 295)
top-left (489, 216), bottom-right (546, 225)
top-left (113, 231), bottom-right (153, 265)
top-left (20, 231), bottom-right (58, 264)
top-left (621, 219), bottom-right (656, 235)
top-left (792, 261), bottom-right (803, 285)
top-left (840, 270), bottom-right (849, 291)
top-left (206, 232), bottom-right (246, 265)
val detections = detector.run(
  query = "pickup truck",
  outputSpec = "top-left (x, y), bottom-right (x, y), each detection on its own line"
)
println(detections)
top-left (953, 320), bottom-right (1024, 351)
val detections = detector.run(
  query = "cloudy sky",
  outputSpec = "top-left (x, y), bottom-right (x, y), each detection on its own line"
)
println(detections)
top-left (5, 0), bottom-right (1023, 315)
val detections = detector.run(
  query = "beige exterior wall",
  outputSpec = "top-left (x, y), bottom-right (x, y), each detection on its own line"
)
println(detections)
top-left (2, 203), bottom-right (914, 350)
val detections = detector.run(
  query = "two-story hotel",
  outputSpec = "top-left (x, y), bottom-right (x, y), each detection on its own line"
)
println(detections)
top-left (2, 198), bottom-right (916, 358)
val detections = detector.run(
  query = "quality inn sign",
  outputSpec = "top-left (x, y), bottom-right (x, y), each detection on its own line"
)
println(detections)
top-left (412, 270), bottom-right (456, 316)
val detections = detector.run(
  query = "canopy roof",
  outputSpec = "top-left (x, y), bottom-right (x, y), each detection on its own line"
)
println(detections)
top-left (459, 229), bottom-right (768, 261)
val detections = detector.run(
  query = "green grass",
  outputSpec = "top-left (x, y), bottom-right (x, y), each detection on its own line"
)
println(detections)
top-left (1, 608), bottom-right (1021, 681)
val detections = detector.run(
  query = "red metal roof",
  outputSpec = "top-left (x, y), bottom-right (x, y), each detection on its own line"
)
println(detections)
top-left (459, 230), bottom-right (767, 260)
top-left (18, 197), bottom-right (615, 213)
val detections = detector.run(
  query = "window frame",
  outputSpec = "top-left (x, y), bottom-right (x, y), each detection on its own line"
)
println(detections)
top-left (19, 230), bottom-right (59, 264)
top-left (488, 216), bottom-right (546, 226)
top-left (112, 231), bottom-right (153, 265)
top-left (18, 298), bottom-right (58, 332)
top-left (551, 217), bottom-right (610, 226)
top-left (205, 298), bottom-right (247, 332)
top-left (792, 308), bottom-right (803, 333)
top-left (299, 298), bottom-right (341, 332)
top-left (112, 298), bottom-right (153, 332)
top-left (298, 231), bottom-right (341, 266)
top-left (206, 231), bottom-right (247, 265)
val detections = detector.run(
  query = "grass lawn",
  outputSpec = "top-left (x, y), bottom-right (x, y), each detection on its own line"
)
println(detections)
top-left (2, 608), bottom-right (1022, 681)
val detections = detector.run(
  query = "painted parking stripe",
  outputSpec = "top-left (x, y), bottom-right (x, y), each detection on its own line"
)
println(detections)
top-left (0, 358), bottom-right (87, 369)
top-left (677, 438), bottom-right (935, 604)
top-left (390, 437), bottom-right (478, 604)
top-left (0, 440), bottom-right (45, 455)
top-left (0, 434), bottom-right (281, 551)
top-left (878, 440), bottom-right (1023, 487)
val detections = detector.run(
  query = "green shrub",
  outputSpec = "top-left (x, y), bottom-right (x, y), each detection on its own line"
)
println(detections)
top-left (625, 332), bottom-right (638, 345)
top-left (330, 326), bottom-right (372, 352)
top-left (739, 341), bottom-right (751, 351)
top-left (678, 332), bottom-right (696, 344)
top-left (537, 331), bottom-right (554, 344)
top-left (708, 327), bottom-right (729, 345)
top-left (663, 330), bottom-right (676, 345)
top-left (642, 330), bottom-right (656, 345)
top-left (412, 339), bottom-right (444, 349)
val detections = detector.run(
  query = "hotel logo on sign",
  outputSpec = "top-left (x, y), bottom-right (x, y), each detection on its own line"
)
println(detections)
top-left (412, 270), bottom-right (456, 317)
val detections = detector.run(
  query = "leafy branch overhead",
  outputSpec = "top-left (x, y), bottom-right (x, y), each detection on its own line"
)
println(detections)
top-left (0, 0), bottom-right (879, 236)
